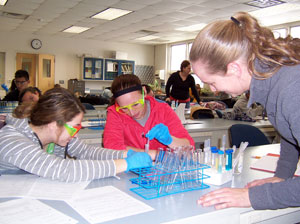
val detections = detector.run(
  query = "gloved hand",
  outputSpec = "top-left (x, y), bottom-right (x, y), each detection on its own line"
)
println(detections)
top-left (146, 123), bottom-right (173, 145)
top-left (125, 150), bottom-right (152, 172)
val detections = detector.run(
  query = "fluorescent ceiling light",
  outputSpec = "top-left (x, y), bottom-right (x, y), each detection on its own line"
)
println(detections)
top-left (91, 8), bottom-right (132, 20)
top-left (245, 0), bottom-right (285, 8)
top-left (62, 26), bottom-right (90, 33)
top-left (250, 3), bottom-right (300, 18)
top-left (0, 0), bottom-right (8, 6)
top-left (176, 23), bottom-right (207, 32)
top-left (135, 35), bottom-right (160, 41)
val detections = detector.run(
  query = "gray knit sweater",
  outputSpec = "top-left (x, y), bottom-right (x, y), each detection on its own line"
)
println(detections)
top-left (248, 62), bottom-right (300, 209)
top-left (0, 115), bottom-right (124, 182)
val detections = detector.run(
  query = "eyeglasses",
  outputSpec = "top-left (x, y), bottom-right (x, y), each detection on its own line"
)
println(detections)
top-left (115, 89), bottom-right (144, 113)
top-left (64, 123), bottom-right (82, 137)
top-left (14, 80), bottom-right (28, 85)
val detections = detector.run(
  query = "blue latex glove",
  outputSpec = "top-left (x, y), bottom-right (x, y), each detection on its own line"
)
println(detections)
top-left (146, 123), bottom-right (173, 145)
top-left (126, 149), bottom-right (136, 158)
top-left (125, 151), bottom-right (152, 172)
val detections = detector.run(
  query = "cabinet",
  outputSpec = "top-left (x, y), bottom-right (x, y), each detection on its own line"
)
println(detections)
top-left (104, 59), bottom-right (135, 80)
top-left (82, 57), bottom-right (103, 80)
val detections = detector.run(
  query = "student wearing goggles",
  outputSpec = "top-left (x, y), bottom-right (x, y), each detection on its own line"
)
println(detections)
top-left (115, 88), bottom-right (145, 114)
top-left (64, 123), bottom-right (82, 137)
top-left (103, 74), bottom-right (194, 152)
top-left (1, 87), bottom-right (152, 182)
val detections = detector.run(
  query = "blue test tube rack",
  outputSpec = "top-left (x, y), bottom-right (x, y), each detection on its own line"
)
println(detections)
top-left (129, 147), bottom-right (211, 200)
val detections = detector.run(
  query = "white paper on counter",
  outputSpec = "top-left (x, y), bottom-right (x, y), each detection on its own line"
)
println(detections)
top-left (68, 185), bottom-right (154, 223)
top-left (0, 174), bottom-right (89, 201)
top-left (0, 198), bottom-right (77, 224)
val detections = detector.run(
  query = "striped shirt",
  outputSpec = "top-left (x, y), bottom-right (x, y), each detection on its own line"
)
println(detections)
top-left (0, 115), bottom-right (124, 182)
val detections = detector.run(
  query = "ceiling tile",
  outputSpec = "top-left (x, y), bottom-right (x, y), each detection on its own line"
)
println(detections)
top-left (1, 0), bottom-right (300, 45)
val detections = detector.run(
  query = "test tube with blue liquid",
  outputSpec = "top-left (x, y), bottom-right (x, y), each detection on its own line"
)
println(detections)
top-left (225, 149), bottom-right (233, 171)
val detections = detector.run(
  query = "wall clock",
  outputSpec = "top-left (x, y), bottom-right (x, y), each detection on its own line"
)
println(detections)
top-left (31, 39), bottom-right (42, 50)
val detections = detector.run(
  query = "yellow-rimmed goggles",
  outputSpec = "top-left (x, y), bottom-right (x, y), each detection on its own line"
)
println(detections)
top-left (64, 123), bottom-right (82, 137)
top-left (115, 89), bottom-right (144, 113)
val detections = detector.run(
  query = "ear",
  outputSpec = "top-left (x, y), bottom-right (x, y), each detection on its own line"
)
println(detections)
top-left (226, 61), bottom-right (242, 78)
top-left (47, 121), bottom-right (58, 131)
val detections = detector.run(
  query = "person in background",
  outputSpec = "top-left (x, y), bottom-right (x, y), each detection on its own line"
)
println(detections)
top-left (103, 74), bottom-right (194, 151)
top-left (165, 60), bottom-right (201, 108)
top-left (19, 87), bottom-right (42, 103)
top-left (101, 87), bottom-right (113, 101)
top-left (190, 11), bottom-right (300, 210)
top-left (2, 70), bottom-right (30, 101)
top-left (0, 87), bottom-right (152, 181)
top-left (190, 84), bottom-right (201, 103)
top-left (233, 91), bottom-right (264, 118)
top-left (9, 79), bottom-right (17, 92)
top-left (142, 84), bottom-right (154, 97)
top-left (142, 84), bottom-right (165, 103)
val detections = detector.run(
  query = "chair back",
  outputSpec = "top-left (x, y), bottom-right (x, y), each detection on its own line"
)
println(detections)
top-left (229, 124), bottom-right (270, 147)
top-left (82, 103), bottom-right (95, 110)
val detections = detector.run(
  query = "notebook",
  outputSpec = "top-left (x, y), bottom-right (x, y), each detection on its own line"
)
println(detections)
top-left (250, 153), bottom-right (300, 177)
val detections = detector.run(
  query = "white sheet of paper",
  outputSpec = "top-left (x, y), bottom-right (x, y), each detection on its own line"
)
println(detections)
top-left (0, 175), bottom-right (89, 201)
top-left (0, 198), bottom-right (77, 224)
top-left (68, 186), bottom-right (154, 223)
top-left (0, 175), bottom-right (37, 198)
top-left (251, 154), bottom-right (300, 177)
top-left (28, 178), bottom-right (90, 201)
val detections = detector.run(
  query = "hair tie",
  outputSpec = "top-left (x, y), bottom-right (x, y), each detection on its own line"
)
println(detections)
top-left (231, 16), bottom-right (242, 27)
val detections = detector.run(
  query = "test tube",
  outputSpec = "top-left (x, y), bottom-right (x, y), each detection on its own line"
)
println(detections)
top-left (203, 147), bottom-right (210, 165)
top-left (211, 146), bottom-right (218, 169)
top-left (145, 138), bottom-right (149, 154)
top-left (221, 134), bottom-right (226, 152)
top-left (225, 149), bottom-right (233, 171)
top-left (218, 150), bottom-right (224, 173)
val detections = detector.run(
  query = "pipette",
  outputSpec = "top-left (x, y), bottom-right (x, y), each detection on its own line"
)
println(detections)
top-left (145, 137), bottom-right (149, 154)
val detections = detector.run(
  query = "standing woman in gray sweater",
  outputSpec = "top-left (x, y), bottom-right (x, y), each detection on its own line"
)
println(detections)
top-left (190, 12), bottom-right (300, 210)
top-left (0, 87), bottom-right (152, 182)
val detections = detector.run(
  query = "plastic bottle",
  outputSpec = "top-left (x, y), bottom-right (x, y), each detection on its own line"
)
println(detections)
top-left (225, 149), bottom-right (233, 171)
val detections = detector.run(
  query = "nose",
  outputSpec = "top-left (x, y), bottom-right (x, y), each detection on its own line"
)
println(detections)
top-left (127, 108), bottom-right (137, 117)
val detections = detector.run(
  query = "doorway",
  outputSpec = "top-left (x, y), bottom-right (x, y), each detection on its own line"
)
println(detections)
top-left (16, 53), bottom-right (55, 93)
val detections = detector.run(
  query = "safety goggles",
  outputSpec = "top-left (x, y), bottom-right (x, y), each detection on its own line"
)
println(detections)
top-left (115, 89), bottom-right (144, 113)
top-left (64, 123), bottom-right (82, 137)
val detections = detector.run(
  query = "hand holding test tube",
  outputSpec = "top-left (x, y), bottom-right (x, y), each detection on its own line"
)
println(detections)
top-left (146, 123), bottom-right (173, 145)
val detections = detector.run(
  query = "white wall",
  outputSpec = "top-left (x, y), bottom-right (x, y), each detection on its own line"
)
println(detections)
top-left (154, 44), bottom-right (168, 80)
top-left (0, 31), bottom-right (154, 90)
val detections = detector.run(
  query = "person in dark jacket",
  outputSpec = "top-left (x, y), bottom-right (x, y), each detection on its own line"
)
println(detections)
top-left (2, 70), bottom-right (30, 101)
top-left (165, 60), bottom-right (201, 108)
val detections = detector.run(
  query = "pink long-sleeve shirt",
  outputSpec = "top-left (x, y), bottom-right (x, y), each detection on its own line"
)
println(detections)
top-left (103, 96), bottom-right (194, 150)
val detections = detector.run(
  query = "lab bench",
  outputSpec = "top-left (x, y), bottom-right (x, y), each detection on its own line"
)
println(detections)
top-left (2, 144), bottom-right (300, 224)
top-left (78, 118), bottom-right (277, 148)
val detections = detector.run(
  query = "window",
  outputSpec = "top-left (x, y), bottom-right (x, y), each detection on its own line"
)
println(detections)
top-left (170, 44), bottom-right (186, 71)
top-left (291, 26), bottom-right (300, 38)
top-left (188, 42), bottom-right (193, 54)
top-left (272, 28), bottom-right (287, 38)
top-left (191, 74), bottom-right (204, 88)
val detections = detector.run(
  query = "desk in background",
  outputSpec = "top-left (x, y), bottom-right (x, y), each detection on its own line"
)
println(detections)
top-left (1, 144), bottom-right (300, 224)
